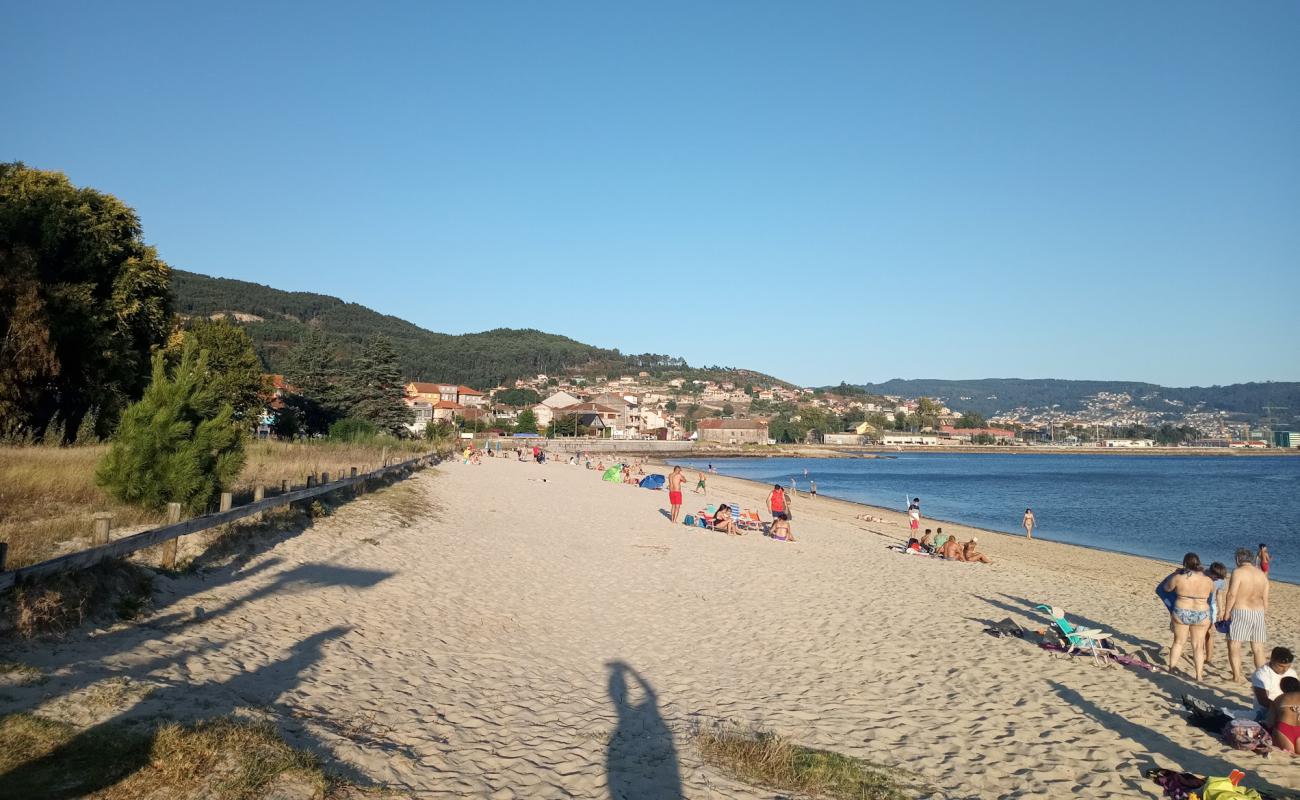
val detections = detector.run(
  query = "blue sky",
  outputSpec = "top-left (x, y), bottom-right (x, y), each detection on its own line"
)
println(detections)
top-left (4, 2), bottom-right (1297, 386)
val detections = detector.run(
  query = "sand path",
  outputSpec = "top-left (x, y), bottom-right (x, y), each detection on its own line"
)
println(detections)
top-left (5, 456), bottom-right (1298, 798)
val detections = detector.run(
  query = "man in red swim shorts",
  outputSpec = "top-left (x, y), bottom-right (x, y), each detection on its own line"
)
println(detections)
top-left (668, 466), bottom-right (685, 523)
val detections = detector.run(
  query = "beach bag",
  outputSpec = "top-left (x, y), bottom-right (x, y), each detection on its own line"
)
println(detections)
top-left (683, 515), bottom-right (695, 527)
top-left (1156, 573), bottom-right (1177, 612)
top-left (1221, 719), bottom-right (1271, 754)
top-left (1202, 776), bottom-right (1262, 800)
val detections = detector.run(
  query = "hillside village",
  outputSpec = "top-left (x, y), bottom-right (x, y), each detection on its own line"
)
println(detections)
top-left (388, 373), bottom-right (1296, 449)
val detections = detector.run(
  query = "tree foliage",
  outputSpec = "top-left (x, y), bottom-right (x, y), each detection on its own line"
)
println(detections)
top-left (97, 341), bottom-right (245, 514)
top-left (493, 387), bottom-right (541, 407)
top-left (282, 329), bottom-right (344, 436)
top-left (170, 317), bottom-right (266, 423)
top-left (1, 163), bottom-right (173, 442)
top-left (514, 408), bottom-right (538, 434)
top-left (343, 335), bottom-right (411, 436)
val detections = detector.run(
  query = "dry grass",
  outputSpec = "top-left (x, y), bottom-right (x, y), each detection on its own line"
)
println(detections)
top-left (3, 560), bottom-right (154, 639)
top-left (694, 723), bottom-right (916, 800)
top-left (0, 439), bottom-right (428, 570)
top-left (0, 713), bottom-right (332, 800)
top-left (0, 659), bottom-right (45, 686)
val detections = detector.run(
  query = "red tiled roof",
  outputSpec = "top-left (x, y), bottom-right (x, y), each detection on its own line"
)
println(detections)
top-left (407, 382), bottom-right (439, 394)
top-left (457, 386), bottom-right (483, 396)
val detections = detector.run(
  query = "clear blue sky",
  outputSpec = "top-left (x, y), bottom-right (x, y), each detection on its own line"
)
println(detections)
top-left (5, 2), bottom-right (1297, 387)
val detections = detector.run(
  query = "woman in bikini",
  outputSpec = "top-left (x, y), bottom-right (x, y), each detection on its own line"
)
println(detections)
top-left (1163, 552), bottom-right (1215, 680)
top-left (1267, 676), bottom-right (1300, 755)
top-left (713, 504), bottom-right (738, 535)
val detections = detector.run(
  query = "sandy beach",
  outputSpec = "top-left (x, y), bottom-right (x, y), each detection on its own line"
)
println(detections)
top-left (4, 455), bottom-right (1298, 798)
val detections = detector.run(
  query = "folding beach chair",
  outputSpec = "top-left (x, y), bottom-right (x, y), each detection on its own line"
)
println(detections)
top-left (1034, 604), bottom-right (1116, 666)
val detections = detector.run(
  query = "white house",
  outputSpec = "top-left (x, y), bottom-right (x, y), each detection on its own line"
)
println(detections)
top-left (880, 433), bottom-right (939, 446)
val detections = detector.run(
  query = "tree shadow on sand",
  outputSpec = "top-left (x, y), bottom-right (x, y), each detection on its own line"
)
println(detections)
top-left (605, 661), bottom-right (682, 800)
top-left (2, 627), bottom-right (363, 799)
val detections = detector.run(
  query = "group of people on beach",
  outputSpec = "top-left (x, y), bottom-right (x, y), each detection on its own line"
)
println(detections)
top-left (1159, 545), bottom-right (1297, 753)
top-left (663, 466), bottom-right (797, 542)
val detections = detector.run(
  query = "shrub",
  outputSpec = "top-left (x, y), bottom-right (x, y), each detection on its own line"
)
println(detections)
top-left (328, 417), bottom-right (379, 442)
top-left (96, 342), bottom-right (245, 515)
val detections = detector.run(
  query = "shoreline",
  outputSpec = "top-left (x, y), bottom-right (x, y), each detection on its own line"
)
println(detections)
top-left (663, 458), bottom-right (1300, 588)
top-left (695, 444), bottom-right (1299, 458)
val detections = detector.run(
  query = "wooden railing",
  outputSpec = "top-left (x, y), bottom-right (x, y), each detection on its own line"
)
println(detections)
top-left (0, 452), bottom-right (442, 593)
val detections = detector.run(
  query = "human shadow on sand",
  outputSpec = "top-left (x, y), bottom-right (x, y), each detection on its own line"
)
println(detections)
top-left (605, 661), bottom-right (683, 800)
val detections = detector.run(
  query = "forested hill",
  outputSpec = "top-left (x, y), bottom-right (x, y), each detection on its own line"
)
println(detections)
top-left (171, 270), bottom-right (626, 387)
top-left (171, 270), bottom-right (790, 390)
top-left (848, 378), bottom-right (1300, 422)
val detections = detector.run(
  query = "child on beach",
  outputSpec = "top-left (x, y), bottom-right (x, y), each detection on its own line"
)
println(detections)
top-left (694, 472), bottom-right (706, 494)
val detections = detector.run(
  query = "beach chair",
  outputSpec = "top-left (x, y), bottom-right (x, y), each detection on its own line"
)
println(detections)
top-left (731, 504), bottom-right (743, 532)
top-left (1035, 604), bottom-right (1115, 666)
top-left (740, 509), bottom-right (763, 531)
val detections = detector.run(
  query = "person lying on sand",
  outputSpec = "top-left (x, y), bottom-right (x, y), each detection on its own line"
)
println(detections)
top-left (771, 516), bottom-right (794, 542)
top-left (962, 539), bottom-right (992, 564)
top-left (713, 504), bottom-right (739, 535)
top-left (1268, 676), bottom-right (1300, 755)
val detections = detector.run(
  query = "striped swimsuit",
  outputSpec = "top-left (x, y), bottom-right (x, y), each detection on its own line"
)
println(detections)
top-left (1229, 608), bottom-right (1267, 642)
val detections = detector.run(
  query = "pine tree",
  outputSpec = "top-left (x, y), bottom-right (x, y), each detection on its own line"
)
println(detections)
top-left (343, 335), bottom-right (412, 436)
top-left (283, 329), bottom-right (343, 435)
top-left (97, 341), bottom-right (245, 514)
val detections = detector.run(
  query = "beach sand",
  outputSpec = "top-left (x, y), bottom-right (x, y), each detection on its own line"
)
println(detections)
top-left (4, 456), bottom-right (1298, 798)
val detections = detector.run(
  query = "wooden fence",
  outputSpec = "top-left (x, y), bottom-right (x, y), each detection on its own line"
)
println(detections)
top-left (0, 451), bottom-right (442, 593)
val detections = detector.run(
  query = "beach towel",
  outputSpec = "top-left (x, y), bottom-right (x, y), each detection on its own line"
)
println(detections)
top-left (1156, 572), bottom-right (1178, 612)
top-left (1203, 777), bottom-right (1264, 800)
top-left (983, 618), bottom-right (1025, 639)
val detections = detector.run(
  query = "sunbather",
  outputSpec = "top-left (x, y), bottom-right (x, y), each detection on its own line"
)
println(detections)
top-left (962, 539), bottom-right (992, 564)
top-left (771, 516), bottom-right (794, 542)
top-left (936, 538), bottom-right (963, 559)
top-left (1268, 676), bottom-right (1300, 755)
top-left (713, 504), bottom-right (738, 535)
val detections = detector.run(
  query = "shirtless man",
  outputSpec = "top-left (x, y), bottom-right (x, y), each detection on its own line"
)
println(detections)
top-left (667, 466), bottom-right (685, 523)
top-left (963, 538), bottom-right (992, 564)
top-left (1225, 546), bottom-right (1271, 682)
top-left (937, 537), bottom-right (963, 560)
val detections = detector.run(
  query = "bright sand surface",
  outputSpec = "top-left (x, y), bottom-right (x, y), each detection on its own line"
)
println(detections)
top-left (5, 456), bottom-right (1299, 798)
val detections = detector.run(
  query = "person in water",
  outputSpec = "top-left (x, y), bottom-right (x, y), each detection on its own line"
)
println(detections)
top-left (1162, 552), bottom-right (1214, 681)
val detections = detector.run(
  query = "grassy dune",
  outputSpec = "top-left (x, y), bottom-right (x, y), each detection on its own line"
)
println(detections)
top-left (0, 440), bottom-right (428, 570)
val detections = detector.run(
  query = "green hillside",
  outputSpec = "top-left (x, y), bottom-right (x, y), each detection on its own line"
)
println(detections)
top-left (171, 270), bottom-right (789, 390)
top-left (846, 378), bottom-right (1300, 424)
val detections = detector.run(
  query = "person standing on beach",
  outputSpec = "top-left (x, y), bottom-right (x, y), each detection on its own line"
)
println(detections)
top-left (694, 471), bottom-right (706, 494)
top-left (810, 480), bottom-right (817, 498)
top-left (767, 484), bottom-right (786, 524)
top-left (667, 466), bottom-right (685, 523)
top-left (1225, 547), bottom-right (1271, 682)
top-left (1022, 508), bottom-right (1035, 539)
top-left (908, 498), bottom-right (921, 537)
top-left (1162, 553), bottom-right (1214, 680)
top-left (1259, 544), bottom-right (1271, 576)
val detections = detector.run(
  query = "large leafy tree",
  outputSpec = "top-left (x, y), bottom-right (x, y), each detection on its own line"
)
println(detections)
top-left (283, 328), bottom-right (344, 435)
top-left (344, 335), bottom-right (411, 436)
top-left (0, 163), bottom-right (173, 441)
top-left (169, 318), bottom-right (266, 423)
top-left (97, 341), bottom-right (245, 515)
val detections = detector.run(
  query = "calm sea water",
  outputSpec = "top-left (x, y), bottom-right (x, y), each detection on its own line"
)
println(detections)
top-left (671, 453), bottom-right (1300, 584)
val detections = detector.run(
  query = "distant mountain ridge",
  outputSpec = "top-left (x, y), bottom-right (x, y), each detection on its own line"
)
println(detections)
top-left (170, 270), bottom-right (788, 390)
top-left (847, 378), bottom-right (1300, 423)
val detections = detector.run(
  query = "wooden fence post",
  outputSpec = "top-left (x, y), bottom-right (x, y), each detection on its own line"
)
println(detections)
top-left (253, 485), bottom-right (265, 521)
top-left (321, 471), bottom-right (329, 485)
top-left (93, 513), bottom-right (113, 546)
top-left (0, 542), bottom-right (7, 572)
top-left (219, 492), bottom-right (233, 513)
top-left (381, 446), bottom-right (388, 467)
top-left (161, 502), bottom-right (182, 570)
top-left (306, 474), bottom-right (316, 488)
top-left (350, 466), bottom-right (358, 479)
top-left (280, 479), bottom-right (289, 495)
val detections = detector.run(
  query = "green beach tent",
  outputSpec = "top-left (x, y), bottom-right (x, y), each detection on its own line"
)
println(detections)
top-left (602, 465), bottom-right (623, 482)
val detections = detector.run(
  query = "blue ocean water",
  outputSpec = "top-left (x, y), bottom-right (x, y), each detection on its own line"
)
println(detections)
top-left (671, 454), bottom-right (1300, 584)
